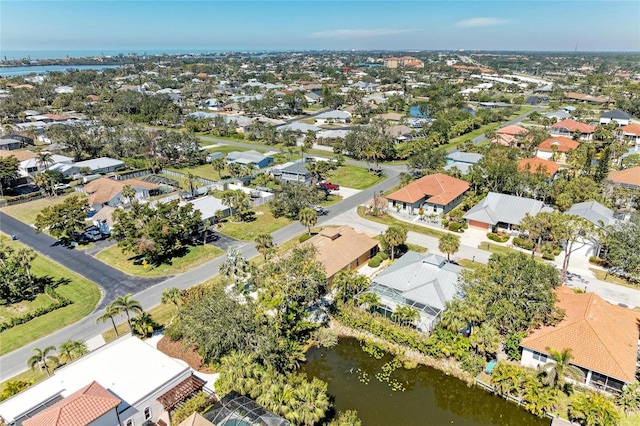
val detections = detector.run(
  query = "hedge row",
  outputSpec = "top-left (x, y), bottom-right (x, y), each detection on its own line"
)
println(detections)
top-left (513, 237), bottom-right (534, 250)
top-left (368, 251), bottom-right (389, 267)
top-left (487, 232), bottom-right (509, 243)
top-left (0, 286), bottom-right (72, 332)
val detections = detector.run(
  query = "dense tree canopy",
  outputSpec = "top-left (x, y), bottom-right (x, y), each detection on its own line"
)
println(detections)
top-left (34, 195), bottom-right (89, 244)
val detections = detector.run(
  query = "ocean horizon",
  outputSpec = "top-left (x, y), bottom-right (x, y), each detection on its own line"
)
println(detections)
top-left (0, 48), bottom-right (269, 61)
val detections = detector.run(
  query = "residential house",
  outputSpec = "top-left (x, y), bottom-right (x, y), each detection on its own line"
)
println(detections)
top-left (203, 392), bottom-right (290, 426)
top-left (0, 149), bottom-right (36, 162)
top-left (18, 154), bottom-right (73, 177)
top-left (492, 124), bottom-right (528, 146)
top-left (463, 192), bottom-right (551, 231)
top-left (0, 138), bottom-right (24, 151)
top-left (187, 195), bottom-right (232, 222)
top-left (277, 122), bottom-right (321, 134)
top-left (385, 125), bottom-right (414, 142)
top-left (567, 201), bottom-right (619, 258)
top-left (272, 161), bottom-right (312, 185)
top-left (0, 335), bottom-right (207, 426)
top-left (544, 109), bottom-right (571, 122)
top-left (303, 226), bottom-right (378, 283)
top-left (520, 287), bottom-right (640, 392)
top-left (314, 110), bottom-right (351, 125)
top-left (386, 173), bottom-right (470, 215)
top-left (378, 112), bottom-right (404, 123)
top-left (564, 92), bottom-right (611, 105)
top-left (444, 151), bottom-right (484, 175)
top-left (304, 92), bottom-right (321, 105)
top-left (600, 109), bottom-right (633, 126)
top-left (364, 251), bottom-right (463, 332)
top-left (50, 157), bottom-right (126, 179)
top-left (226, 150), bottom-right (273, 169)
top-left (550, 119), bottom-right (596, 140)
top-left (80, 177), bottom-right (160, 211)
top-left (608, 167), bottom-right (640, 189)
top-left (536, 136), bottom-right (580, 162)
top-left (517, 157), bottom-right (561, 178)
top-left (616, 123), bottom-right (640, 145)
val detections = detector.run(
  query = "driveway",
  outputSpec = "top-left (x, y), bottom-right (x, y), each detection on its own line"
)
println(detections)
top-left (204, 230), bottom-right (245, 252)
top-left (0, 212), bottom-right (163, 309)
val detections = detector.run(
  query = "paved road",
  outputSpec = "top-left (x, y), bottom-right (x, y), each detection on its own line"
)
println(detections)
top-left (0, 213), bottom-right (164, 310)
top-left (470, 106), bottom-right (544, 145)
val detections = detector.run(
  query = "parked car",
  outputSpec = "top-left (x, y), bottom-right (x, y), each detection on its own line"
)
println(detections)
top-left (313, 205), bottom-right (327, 215)
top-left (317, 181), bottom-right (339, 191)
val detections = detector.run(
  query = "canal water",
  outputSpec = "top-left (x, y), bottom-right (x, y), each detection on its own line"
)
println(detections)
top-left (300, 338), bottom-right (547, 426)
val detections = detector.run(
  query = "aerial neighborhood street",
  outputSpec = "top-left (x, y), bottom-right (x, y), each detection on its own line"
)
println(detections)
top-left (0, 7), bottom-right (640, 424)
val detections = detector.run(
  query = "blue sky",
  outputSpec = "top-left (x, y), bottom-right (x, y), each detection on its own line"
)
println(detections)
top-left (1, 1), bottom-right (638, 53)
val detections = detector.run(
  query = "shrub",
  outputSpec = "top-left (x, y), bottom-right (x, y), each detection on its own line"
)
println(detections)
top-left (368, 258), bottom-right (381, 268)
top-left (513, 237), bottom-right (535, 250)
top-left (378, 252), bottom-right (389, 260)
top-left (487, 232), bottom-right (509, 243)
top-left (299, 234), bottom-right (312, 243)
top-left (441, 219), bottom-right (449, 228)
top-left (542, 252), bottom-right (555, 261)
top-left (460, 353), bottom-right (486, 376)
top-left (449, 222), bottom-right (462, 232)
top-left (589, 256), bottom-right (604, 266)
top-left (172, 392), bottom-right (212, 425)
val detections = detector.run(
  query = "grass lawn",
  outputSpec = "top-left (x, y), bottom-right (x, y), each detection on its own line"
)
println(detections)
top-left (356, 206), bottom-right (447, 239)
top-left (457, 259), bottom-right (484, 269)
top-left (477, 241), bottom-right (512, 254)
top-left (329, 165), bottom-right (385, 189)
top-left (218, 206), bottom-right (292, 241)
top-left (0, 238), bottom-right (101, 356)
top-left (589, 268), bottom-right (639, 290)
top-left (102, 303), bottom-right (177, 343)
top-left (1, 193), bottom-right (81, 225)
top-left (204, 144), bottom-right (255, 155)
top-left (95, 244), bottom-right (223, 277)
top-left (168, 164), bottom-right (221, 182)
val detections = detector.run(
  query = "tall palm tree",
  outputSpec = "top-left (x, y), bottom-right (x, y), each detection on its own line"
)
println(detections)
top-left (383, 225), bottom-right (407, 260)
top-left (120, 184), bottom-right (136, 204)
top-left (35, 151), bottom-right (53, 171)
top-left (211, 157), bottom-right (226, 180)
top-left (359, 292), bottom-right (380, 312)
top-left (254, 233), bottom-right (274, 261)
top-left (218, 248), bottom-right (248, 285)
top-left (131, 312), bottom-right (155, 337)
top-left (183, 172), bottom-right (197, 197)
top-left (96, 304), bottom-right (121, 337)
top-left (110, 294), bottom-right (143, 333)
top-left (161, 287), bottom-right (183, 314)
top-left (333, 269), bottom-right (369, 305)
top-left (298, 208), bottom-right (318, 235)
top-left (392, 305), bottom-right (419, 327)
top-left (58, 339), bottom-right (88, 362)
top-left (27, 346), bottom-right (59, 377)
top-left (541, 347), bottom-right (584, 390)
top-left (438, 233), bottom-right (460, 262)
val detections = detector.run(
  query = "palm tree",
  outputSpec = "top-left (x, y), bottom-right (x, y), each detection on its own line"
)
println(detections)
top-left (569, 392), bottom-right (621, 426)
top-left (254, 233), bottom-right (274, 261)
top-left (121, 184), bottom-right (136, 204)
top-left (211, 157), bottom-right (226, 180)
top-left (35, 151), bottom-right (53, 171)
top-left (391, 305), bottom-right (419, 327)
top-left (540, 347), bottom-right (584, 390)
top-left (183, 172), bottom-right (197, 197)
top-left (58, 339), bottom-right (88, 362)
top-left (161, 287), bottom-right (183, 314)
top-left (333, 269), bottom-right (370, 305)
top-left (131, 312), bottom-right (155, 337)
top-left (299, 208), bottom-right (318, 235)
top-left (218, 248), bottom-right (248, 285)
top-left (33, 172), bottom-right (54, 197)
top-left (469, 323), bottom-right (500, 357)
top-left (291, 378), bottom-right (330, 426)
top-left (96, 304), bottom-right (121, 337)
top-left (110, 294), bottom-right (143, 333)
top-left (383, 225), bottom-right (407, 260)
top-left (359, 292), bottom-right (380, 312)
top-left (27, 346), bottom-right (59, 377)
top-left (438, 233), bottom-right (460, 262)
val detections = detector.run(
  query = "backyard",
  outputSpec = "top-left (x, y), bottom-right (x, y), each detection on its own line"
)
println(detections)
top-left (328, 164), bottom-right (386, 189)
top-left (1, 193), bottom-right (82, 225)
top-left (217, 205), bottom-right (291, 241)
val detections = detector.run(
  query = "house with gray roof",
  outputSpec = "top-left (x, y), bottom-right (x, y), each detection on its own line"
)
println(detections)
top-left (444, 151), bottom-right (484, 175)
top-left (600, 109), bottom-right (633, 127)
top-left (567, 201), bottom-right (619, 229)
top-left (315, 110), bottom-right (351, 125)
top-left (272, 161), bottom-right (312, 185)
top-left (226, 150), bottom-right (273, 169)
top-left (463, 192), bottom-right (551, 231)
top-left (545, 109), bottom-right (571, 121)
top-left (363, 251), bottom-right (463, 332)
top-left (277, 122), bottom-right (321, 133)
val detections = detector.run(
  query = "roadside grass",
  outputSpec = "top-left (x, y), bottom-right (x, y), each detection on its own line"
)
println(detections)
top-left (589, 268), bottom-right (639, 290)
top-left (0, 293), bottom-right (55, 324)
top-left (457, 259), bottom-right (484, 269)
top-left (0, 237), bottom-right (101, 356)
top-left (356, 206), bottom-right (447, 239)
top-left (196, 134), bottom-right (247, 144)
top-left (218, 206), bottom-right (292, 241)
top-left (1, 193), bottom-right (80, 225)
top-left (477, 241), bottom-right (512, 254)
top-left (102, 303), bottom-right (177, 344)
top-left (329, 164), bottom-right (385, 189)
top-left (95, 244), bottom-right (223, 277)
top-left (204, 144), bottom-right (255, 155)
top-left (406, 243), bottom-right (428, 253)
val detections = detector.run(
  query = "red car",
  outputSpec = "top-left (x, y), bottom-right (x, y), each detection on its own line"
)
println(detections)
top-left (317, 181), bottom-right (340, 191)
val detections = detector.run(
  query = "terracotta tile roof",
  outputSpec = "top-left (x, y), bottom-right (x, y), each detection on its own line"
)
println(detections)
top-left (497, 124), bottom-right (527, 136)
top-left (517, 158), bottom-right (561, 177)
top-left (608, 167), bottom-right (640, 187)
top-left (619, 123), bottom-right (640, 136)
top-left (23, 381), bottom-right (120, 426)
top-left (0, 149), bottom-right (36, 161)
top-left (551, 119), bottom-right (596, 134)
top-left (538, 136), bottom-right (580, 152)
top-left (564, 92), bottom-right (611, 104)
top-left (521, 287), bottom-right (640, 383)
top-left (83, 177), bottom-right (159, 206)
top-left (386, 173), bottom-right (470, 205)
top-left (303, 226), bottom-right (378, 279)
top-left (86, 95), bottom-right (99, 101)
top-left (42, 113), bottom-right (71, 121)
top-left (157, 374), bottom-right (206, 411)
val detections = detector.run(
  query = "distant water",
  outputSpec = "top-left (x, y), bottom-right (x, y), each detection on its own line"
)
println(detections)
top-left (1, 49), bottom-right (253, 61)
top-left (0, 64), bottom-right (121, 77)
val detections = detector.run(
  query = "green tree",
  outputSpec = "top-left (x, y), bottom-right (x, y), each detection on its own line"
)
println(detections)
top-left (161, 287), bottom-right (183, 314)
top-left (211, 157), bottom-right (226, 180)
top-left (96, 304), bottom-right (121, 337)
top-left (0, 380), bottom-right (33, 402)
top-left (35, 151), bottom-right (54, 171)
top-left (594, 146), bottom-right (611, 183)
top-left (120, 184), bottom-right (136, 204)
top-left (438, 233), bottom-right (460, 262)
top-left (616, 381), bottom-right (640, 416)
top-left (110, 293), bottom-right (143, 333)
top-left (383, 225), bottom-right (407, 260)
top-left (131, 311), bottom-right (156, 337)
top-left (569, 392), bottom-right (621, 426)
top-left (33, 172), bottom-right (55, 197)
top-left (519, 212), bottom-right (556, 257)
top-left (269, 182), bottom-right (320, 219)
top-left (540, 347), bottom-right (584, 391)
top-left (333, 269), bottom-right (369, 305)
top-left (469, 323), bottom-right (500, 358)
top-left (219, 248), bottom-right (249, 288)
top-left (34, 195), bottom-right (89, 244)
top-left (27, 346), bottom-right (59, 377)
top-left (58, 339), bottom-right (88, 362)
top-left (254, 233), bottom-right (275, 261)
top-left (299, 207), bottom-right (318, 235)
top-left (603, 216), bottom-right (640, 278)
top-left (490, 362), bottom-right (526, 398)
top-left (0, 155), bottom-right (19, 196)
top-left (221, 189), bottom-right (250, 222)
top-left (521, 375), bottom-right (558, 417)
top-left (391, 305), bottom-right (419, 327)
top-left (359, 292), bottom-right (381, 312)
top-left (553, 214), bottom-right (597, 285)
top-left (328, 410), bottom-right (362, 426)
top-left (290, 378), bottom-right (331, 426)
top-left (183, 172), bottom-right (197, 197)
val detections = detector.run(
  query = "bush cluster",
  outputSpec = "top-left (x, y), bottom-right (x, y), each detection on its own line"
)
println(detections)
top-left (367, 251), bottom-right (388, 267)
top-left (0, 286), bottom-right (72, 332)
top-left (513, 237), bottom-right (534, 250)
top-left (449, 222), bottom-right (463, 232)
top-left (487, 232), bottom-right (509, 243)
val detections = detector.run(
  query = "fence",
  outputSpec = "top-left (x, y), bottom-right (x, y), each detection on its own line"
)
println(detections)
top-left (114, 169), bottom-right (152, 181)
top-left (160, 169), bottom-right (219, 187)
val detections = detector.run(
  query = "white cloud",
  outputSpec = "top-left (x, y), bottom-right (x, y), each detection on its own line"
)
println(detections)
top-left (455, 17), bottom-right (508, 28)
top-left (309, 29), bottom-right (416, 39)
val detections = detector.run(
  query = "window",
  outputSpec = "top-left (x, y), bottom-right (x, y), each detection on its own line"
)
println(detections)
top-left (126, 420), bottom-right (134, 426)
top-left (144, 407), bottom-right (151, 420)
top-left (532, 351), bottom-right (547, 363)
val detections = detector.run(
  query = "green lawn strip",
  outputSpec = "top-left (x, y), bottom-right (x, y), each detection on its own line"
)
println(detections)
top-left (0, 239), bottom-right (101, 356)
top-left (218, 206), bottom-right (292, 242)
top-left (589, 268), bottom-right (639, 290)
top-left (329, 165), bottom-right (385, 189)
top-left (356, 206), bottom-right (448, 239)
top-left (457, 259), bottom-right (484, 269)
top-left (95, 244), bottom-right (223, 277)
top-left (102, 303), bottom-right (177, 344)
top-left (204, 144), bottom-right (255, 154)
top-left (0, 293), bottom-right (56, 324)
top-left (1, 193), bottom-right (81, 225)
top-left (167, 165), bottom-right (222, 183)
top-left (478, 242), bottom-right (550, 263)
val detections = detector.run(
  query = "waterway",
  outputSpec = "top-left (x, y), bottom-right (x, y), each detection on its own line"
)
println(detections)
top-left (0, 64), bottom-right (121, 77)
top-left (300, 338), bottom-right (547, 426)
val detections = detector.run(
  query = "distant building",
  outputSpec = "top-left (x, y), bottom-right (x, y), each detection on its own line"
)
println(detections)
top-left (226, 150), bottom-right (274, 169)
top-left (600, 109), bottom-right (633, 127)
top-left (272, 161), bottom-right (312, 185)
top-left (564, 92), bottom-right (611, 105)
top-left (517, 157), bottom-right (561, 178)
top-left (608, 166), bottom-right (640, 189)
top-left (314, 110), bottom-right (351, 125)
top-left (550, 119), bottom-right (595, 140)
top-left (384, 56), bottom-right (424, 69)
top-left (536, 136), bottom-right (580, 163)
top-left (444, 152), bottom-right (484, 175)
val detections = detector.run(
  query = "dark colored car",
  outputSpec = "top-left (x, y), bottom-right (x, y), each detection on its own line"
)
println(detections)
top-left (313, 205), bottom-right (327, 215)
